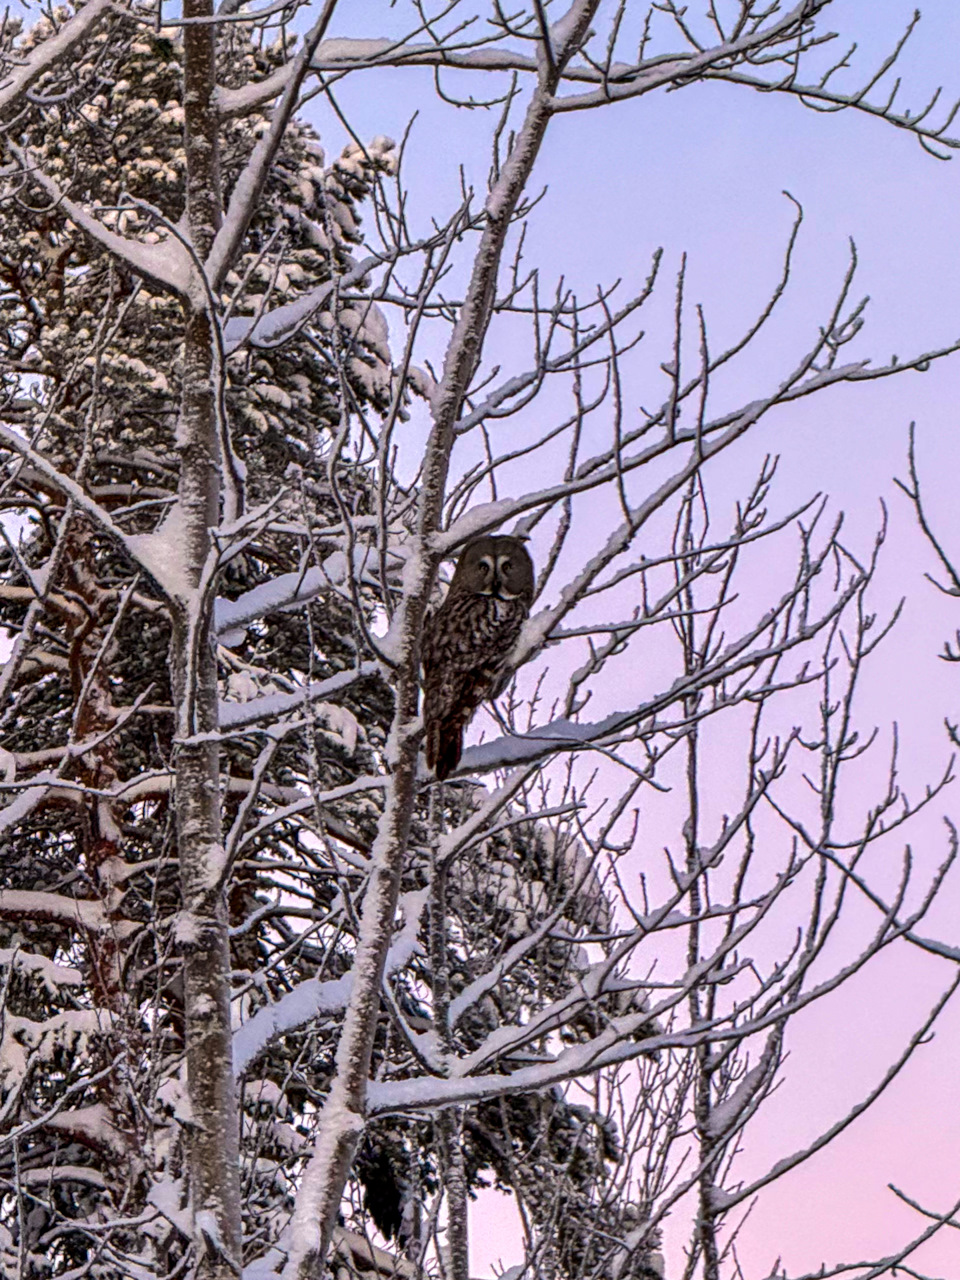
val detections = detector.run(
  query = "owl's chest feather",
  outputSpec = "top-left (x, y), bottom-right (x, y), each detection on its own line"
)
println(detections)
top-left (422, 593), bottom-right (526, 677)
top-left (473, 594), bottom-right (525, 637)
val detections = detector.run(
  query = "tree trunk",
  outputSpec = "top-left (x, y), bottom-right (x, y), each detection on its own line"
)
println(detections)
top-left (176, 2), bottom-right (242, 1274)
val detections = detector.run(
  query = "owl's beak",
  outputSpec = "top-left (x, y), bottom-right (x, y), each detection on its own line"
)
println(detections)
top-left (493, 573), bottom-right (521, 600)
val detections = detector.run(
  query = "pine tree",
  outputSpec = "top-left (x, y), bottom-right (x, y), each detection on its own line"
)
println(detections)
top-left (0, 8), bottom-right (396, 1273)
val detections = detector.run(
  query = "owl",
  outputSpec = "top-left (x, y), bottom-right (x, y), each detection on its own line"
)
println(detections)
top-left (421, 535), bottom-right (535, 780)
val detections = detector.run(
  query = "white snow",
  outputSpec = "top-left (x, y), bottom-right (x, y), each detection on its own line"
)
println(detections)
top-left (148, 1177), bottom-right (193, 1237)
top-left (1, 1009), bottom-right (116, 1086)
top-left (0, 888), bottom-right (139, 935)
top-left (0, 0), bottom-right (113, 113)
top-left (222, 255), bottom-right (380, 353)
top-left (172, 910), bottom-right (203, 948)
top-left (233, 974), bottom-right (353, 1075)
top-left (218, 663), bottom-right (379, 731)
top-left (14, 1164), bottom-right (106, 1189)
top-left (705, 1033), bottom-right (779, 1137)
top-left (213, 545), bottom-right (389, 636)
top-left (233, 890), bottom-right (427, 1075)
top-left (9, 141), bottom-right (191, 295)
top-left (242, 1246), bottom-right (286, 1279)
top-left (0, 948), bottom-right (83, 993)
top-left (125, 502), bottom-right (194, 598)
top-left (223, 669), bottom-right (262, 703)
top-left (45, 1103), bottom-right (129, 1158)
top-left (314, 701), bottom-right (360, 754)
top-left (438, 499), bottom-right (528, 551)
top-left (459, 709), bottom-right (630, 773)
top-left (214, 566), bottom-right (328, 634)
top-left (705, 1062), bottom-right (768, 1137)
top-left (0, 785), bottom-right (49, 834)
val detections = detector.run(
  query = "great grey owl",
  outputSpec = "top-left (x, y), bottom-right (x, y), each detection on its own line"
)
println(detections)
top-left (422, 535), bottom-right (535, 780)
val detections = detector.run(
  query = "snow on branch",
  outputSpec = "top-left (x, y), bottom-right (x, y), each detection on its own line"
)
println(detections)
top-left (455, 560), bottom-right (855, 777)
top-left (704, 1033), bottom-right (779, 1138)
top-left (0, 0), bottom-right (114, 114)
top-left (365, 1024), bottom-right (673, 1116)
top-left (212, 2), bottom-right (960, 168)
top-left (214, 545), bottom-right (391, 636)
top-left (0, 422), bottom-right (186, 596)
top-left (7, 143), bottom-right (191, 295)
top-left (217, 663), bottom-right (380, 731)
top-left (0, 785), bottom-right (49, 836)
top-left (205, 0), bottom-right (340, 290)
top-left (550, 2), bottom-right (828, 111)
top-left (232, 973), bottom-right (353, 1077)
top-left (222, 254), bottom-right (382, 352)
top-left (0, 948), bottom-right (83, 992)
top-left (214, 38), bottom-right (546, 118)
top-left (233, 889), bottom-right (427, 1075)
top-left (0, 889), bottom-right (138, 936)
top-left (44, 1103), bottom-right (131, 1159)
top-left (3, 1164), bottom-right (106, 1190)
top-left (213, 8), bottom-right (824, 116)
top-left (459, 711), bottom-right (630, 775)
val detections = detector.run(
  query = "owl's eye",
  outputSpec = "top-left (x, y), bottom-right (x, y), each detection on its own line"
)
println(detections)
top-left (501, 559), bottom-right (512, 573)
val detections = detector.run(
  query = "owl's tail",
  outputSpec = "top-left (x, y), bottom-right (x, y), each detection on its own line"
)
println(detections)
top-left (426, 719), bottom-right (464, 782)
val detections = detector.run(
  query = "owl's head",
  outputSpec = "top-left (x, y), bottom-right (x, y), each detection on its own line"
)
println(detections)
top-left (450, 535), bottom-right (535, 603)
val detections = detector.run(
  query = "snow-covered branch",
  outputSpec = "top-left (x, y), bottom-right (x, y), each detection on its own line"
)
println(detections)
top-left (7, 143), bottom-right (191, 294)
top-left (0, 0), bottom-right (114, 113)
top-left (0, 889), bottom-right (138, 937)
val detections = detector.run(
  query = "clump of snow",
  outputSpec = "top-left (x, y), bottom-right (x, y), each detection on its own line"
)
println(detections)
top-left (233, 890), bottom-right (426, 1074)
top-left (223, 669), bottom-right (261, 703)
top-left (242, 1245), bottom-right (286, 1279)
top-left (438, 499), bottom-right (526, 550)
top-left (214, 545), bottom-right (387, 636)
top-left (233, 974), bottom-right (353, 1075)
top-left (243, 1077), bottom-right (290, 1117)
top-left (1, 1009), bottom-right (115, 1088)
top-left (405, 365), bottom-right (436, 404)
top-left (45, 1104), bottom-right (129, 1158)
top-left (219, 663), bottom-right (379, 731)
top-left (0, 785), bottom-right (49, 835)
top-left (0, 947), bottom-right (83, 993)
top-left (126, 502), bottom-right (193, 598)
top-left (148, 1177), bottom-right (192, 1237)
top-left (705, 1035), bottom-right (778, 1137)
top-left (314, 701), bottom-right (360, 755)
top-left (156, 1075), bottom-right (194, 1126)
top-left (172, 910), bottom-right (202, 949)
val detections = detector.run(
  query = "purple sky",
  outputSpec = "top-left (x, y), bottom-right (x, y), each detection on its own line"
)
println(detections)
top-left (304, 3), bottom-right (960, 1274)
